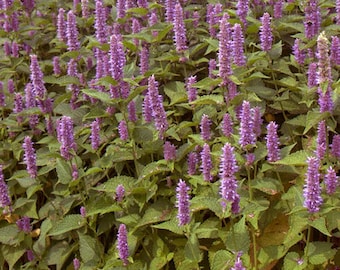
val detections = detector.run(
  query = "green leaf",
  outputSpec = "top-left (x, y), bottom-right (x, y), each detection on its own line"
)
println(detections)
top-left (86, 195), bottom-right (122, 216)
top-left (210, 250), bottom-right (233, 270)
top-left (191, 94), bottom-right (224, 105)
top-left (164, 81), bottom-right (187, 105)
top-left (252, 177), bottom-right (283, 195)
top-left (78, 232), bottom-right (102, 264)
top-left (82, 88), bottom-right (113, 104)
top-left (283, 252), bottom-right (306, 270)
top-left (56, 158), bottom-right (72, 184)
top-left (307, 242), bottom-right (336, 265)
top-left (223, 217), bottom-right (250, 253)
top-left (309, 217), bottom-right (332, 237)
top-left (152, 219), bottom-right (184, 235)
top-left (138, 161), bottom-right (171, 182)
top-left (184, 233), bottom-right (201, 262)
top-left (190, 196), bottom-right (223, 218)
top-left (0, 224), bottom-right (20, 245)
top-left (192, 77), bottom-right (222, 89)
top-left (43, 75), bottom-right (80, 85)
top-left (1, 244), bottom-right (26, 270)
top-left (93, 176), bottom-right (136, 193)
top-left (303, 111), bottom-right (328, 134)
top-left (137, 199), bottom-right (172, 228)
top-left (48, 214), bottom-right (85, 236)
top-left (274, 150), bottom-right (308, 166)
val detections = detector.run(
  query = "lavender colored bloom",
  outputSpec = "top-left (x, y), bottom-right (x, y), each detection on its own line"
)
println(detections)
top-left (0, 82), bottom-right (4, 106)
top-left (331, 135), bottom-right (340, 158)
top-left (304, 0), bottom-right (320, 39)
top-left (232, 24), bottom-right (246, 66)
top-left (117, 224), bottom-right (129, 266)
top-left (293, 39), bottom-right (306, 65)
top-left (117, 0), bottom-right (126, 19)
top-left (303, 157), bottom-right (322, 213)
top-left (260, 13), bottom-right (273, 52)
top-left (7, 79), bottom-right (15, 94)
top-left (325, 166), bottom-right (338, 195)
top-left (4, 41), bottom-right (11, 56)
top-left (176, 179), bottom-right (190, 226)
top-left (164, 141), bottom-right (176, 161)
top-left (57, 116), bottom-right (77, 160)
top-left (95, 0), bottom-right (108, 44)
top-left (266, 121), bottom-right (280, 162)
top-left (207, 4), bottom-right (222, 38)
top-left (11, 12), bottom-right (19, 32)
top-left (337, 0), bottom-right (340, 25)
top-left (116, 184), bottom-right (125, 202)
top-left (209, 59), bottom-right (217, 79)
top-left (22, 0), bottom-right (35, 13)
top-left (11, 42), bottom-right (19, 57)
top-left (90, 119), bottom-right (100, 150)
top-left (315, 120), bottom-right (326, 160)
top-left (118, 120), bottom-right (129, 141)
top-left (23, 136), bottom-right (37, 178)
top-left (318, 85), bottom-right (333, 113)
top-left (128, 101), bottom-right (137, 122)
top-left (236, 0), bottom-right (249, 28)
top-left (222, 113), bottom-right (233, 137)
top-left (24, 83), bottom-right (39, 130)
top-left (165, 0), bottom-right (175, 22)
top-left (53, 56), bottom-right (61, 75)
top-left (73, 258), bottom-right (80, 270)
top-left (0, 165), bottom-right (11, 209)
top-left (200, 114), bottom-right (212, 141)
top-left (57, 8), bottom-right (67, 42)
top-left (137, 0), bottom-right (147, 8)
top-left (30, 55), bottom-right (46, 109)
top-left (231, 253), bottom-right (246, 270)
top-left (200, 143), bottom-right (213, 182)
top-left (148, 75), bottom-right (168, 138)
top-left (109, 34), bottom-right (125, 98)
top-left (219, 143), bottom-right (238, 178)
top-left (252, 106), bottom-right (263, 137)
top-left (14, 93), bottom-right (23, 123)
top-left (80, 206), bottom-right (86, 217)
top-left (16, 216), bottom-right (31, 233)
top-left (186, 75), bottom-right (197, 102)
top-left (187, 152), bottom-right (198, 175)
top-left (27, 250), bottom-right (35, 262)
top-left (139, 45), bottom-right (149, 75)
top-left (132, 18), bottom-right (141, 47)
top-left (307, 62), bottom-right (318, 88)
top-left (330, 36), bottom-right (340, 65)
top-left (173, 3), bottom-right (187, 53)
top-left (245, 153), bottom-right (255, 167)
top-left (193, 11), bottom-right (199, 28)
top-left (142, 93), bottom-right (152, 123)
top-left (66, 10), bottom-right (80, 51)
top-left (149, 10), bottom-right (158, 36)
top-left (273, 0), bottom-right (283, 18)
top-left (218, 13), bottom-right (232, 84)
top-left (81, 0), bottom-right (89, 18)
top-left (72, 164), bottom-right (78, 180)
top-left (239, 101), bottom-right (255, 149)
top-left (317, 32), bottom-right (332, 85)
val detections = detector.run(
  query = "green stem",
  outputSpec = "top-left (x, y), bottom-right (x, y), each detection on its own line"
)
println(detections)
top-left (305, 225), bottom-right (312, 259)
top-left (251, 225), bottom-right (258, 270)
top-left (246, 166), bottom-right (253, 201)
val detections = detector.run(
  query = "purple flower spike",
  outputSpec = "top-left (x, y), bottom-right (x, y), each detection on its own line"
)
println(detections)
top-left (139, 45), bottom-right (149, 75)
top-left (307, 62), bottom-right (318, 88)
top-left (128, 101), bottom-right (137, 122)
top-left (57, 8), bottom-right (67, 42)
top-left (176, 179), bottom-right (190, 226)
top-left (81, 0), bottom-right (89, 18)
top-left (0, 165), bottom-right (11, 209)
top-left (236, 0), bottom-right (249, 28)
top-left (304, 0), bottom-right (321, 39)
top-left (303, 157), bottom-right (322, 213)
top-left (117, 224), bottom-right (129, 266)
top-left (331, 135), bottom-right (340, 158)
top-left (239, 101), bottom-right (255, 149)
top-left (95, 0), bottom-right (108, 44)
top-left (30, 55), bottom-right (46, 109)
top-left (73, 258), bottom-right (80, 270)
top-left (337, 0), bottom-right (340, 25)
top-left (164, 141), bottom-right (176, 161)
top-left (23, 136), bottom-right (37, 178)
top-left (56, 116), bottom-right (77, 160)
top-left (14, 93), bottom-right (23, 123)
top-left (109, 34), bottom-right (125, 98)
top-left (266, 121), bottom-right (280, 162)
top-left (186, 75), bottom-right (197, 102)
top-left (53, 56), bottom-right (61, 76)
top-left (273, 0), bottom-right (283, 18)
top-left (315, 120), bottom-right (326, 160)
top-left (7, 79), bottom-right (15, 94)
top-left (200, 114), bottom-right (211, 141)
top-left (118, 120), bottom-right (129, 141)
top-left (0, 82), bottom-right (4, 107)
top-left (293, 39), bottom-right (306, 65)
top-left (259, 12), bottom-right (273, 52)
top-left (66, 10), bottom-right (80, 51)
top-left (16, 216), bottom-right (31, 233)
top-left (330, 36), bottom-right (340, 65)
top-left (218, 13), bottom-right (232, 84)
top-left (325, 166), bottom-right (338, 195)
top-left (222, 113), bottom-right (233, 137)
top-left (116, 184), bottom-right (125, 202)
top-left (317, 85), bottom-right (333, 113)
top-left (200, 143), bottom-right (213, 182)
top-left (317, 32), bottom-right (332, 85)
top-left (165, 0), bottom-right (175, 23)
top-left (231, 252), bottom-right (246, 270)
top-left (148, 75), bottom-right (168, 139)
top-left (173, 3), bottom-right (188, 53)
top-left (90, 119), bottom-right (100, 150)
top-left (232, 24), bottom-right (246, 66)
top-left (219, 143), bottom-right (238, 178)
top-left (209, 59), bottom-right (217, 79)
top-left (187, 152), bottom-right (198, 175)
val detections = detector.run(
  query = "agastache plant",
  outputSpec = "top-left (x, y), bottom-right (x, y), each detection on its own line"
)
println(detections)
top-left (200, 114), bottom-right (211, 141)
top-left (0, 165), bottom-right (11, 210)
top-left (56, 116), bottom-right (77, 160)
top-left (303, 157), bottom-right (323, 213)
top-left (22, 136), bottom-right (37, 178)
top-left (173, 3), bottom-right (187, 53)
top-left (315, 120), bottom-right (326, 160)
top-left (176, 179), bottom-right (190, 226)
top-left (239, 101), bottom-right (255, 149)
top-left (259, 12), bottom-right (273, 52)
top-left (117, 224), bottom-right (129, 266)
top-left (236, 0), bottom-right (249, 28)
top-left (66, 10), bottom-right (80, 51)
top-left (304, 0), bottom-right (321, 39)
top-left (218, 13), bottom-right (232, 85)
top-left (200, 143), bottom-right (213, 182)
top-left (324, 167), bottom-right (338, 195)
top-left (232, 23), bottom-right (246, 66)
top-left (266, 121), bottom-right (280, 162)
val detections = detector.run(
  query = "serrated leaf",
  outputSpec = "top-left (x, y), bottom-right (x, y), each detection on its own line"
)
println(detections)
top-left (94, 176), bottom-right (136, 193)
top-left (82, 88), bottom-right (113, 104)
top-left (274, 150), bottom-right (307, 166)
top-left (308, 242), bottom-right (336, 265)
top-left (44, 75), bottom-right (80, 85)
top-left (210, 250), bottom-right (233, 270)
top-left (48, 214), bottom-right (85, 236)
top-left (191, 94), bottom-right (224, 105)
top-left (56, 158), bottom-right (72, 184)
top-left (138, 161), bottom-right (171, 181)
top-left (2, 244), bottom-right (26, 270)
top-left (223, 217), bottom-right (250, 253)
top-left (152, 219), bottom-right (184, 234)
top-left (303, 111), bottom-right (328, 134)
top-left (309, 217), bottom-right (331, 237)
top-left (86, 196), bottom-right (122, 216)
top-left (164, 81), bottom-right (187, 105)
top-left (0, 224), bottom-right (20, 245)
top-left (190, 196), bottom-right (223, 218)
top-left (192, 77), bottom-right (222, 89)
top-left (137, 199), bottom-right (172, 228)
top-left (252, 178), bottom-right (283, 195)
top-left (184, 233), bottom-right (201, 262)
top-left (78, 232), bottom-right (102, 264)
top-left (283, 252), bottom-right (306, 270)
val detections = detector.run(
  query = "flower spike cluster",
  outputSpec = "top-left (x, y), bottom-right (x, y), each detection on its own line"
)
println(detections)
top-left (239, 101), bottom-right (255, 149)
top-left (23, 136), bottom-right (37, 178)
top-left (117, 224), bottom-right (129, 266)
top-left (176, 179), bottom-right (190, 226)
top-left (266, 121), bottom-right (280, 162)
top-left (173, 3), bottom-right (188, 53)
top-left (0, 165), bottom-right (11, 210)
top-left (56, 116), bottom-right (77, 160)
top-left (259, 12), bottom-right (273, 52)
